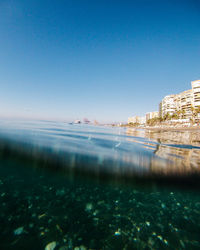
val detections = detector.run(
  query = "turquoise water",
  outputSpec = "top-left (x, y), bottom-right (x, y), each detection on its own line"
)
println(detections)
top-left (0, 120), bottom-right (200, 249)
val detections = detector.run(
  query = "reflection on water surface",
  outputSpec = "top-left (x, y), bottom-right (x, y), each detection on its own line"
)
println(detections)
top-left (126, 128), bottom-right (200, 177)
top-left (0, 120), bottom-right (200, 249)
top-left (1, 121), bottom-right (200, 184)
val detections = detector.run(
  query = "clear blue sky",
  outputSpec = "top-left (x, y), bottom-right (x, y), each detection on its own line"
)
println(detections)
top-left (0, 0), bottom-right (199, 123)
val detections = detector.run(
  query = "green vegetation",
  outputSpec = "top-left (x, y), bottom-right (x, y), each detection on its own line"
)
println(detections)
top-left (121, 122), bottom-right (140, 127)
top-left (146, 106), bottom-right (200, 126)
top-left (128, 122), bottom-right (140, 127)
top-left (123, 106), bottom-right (200, 128)
top-left (146, 117), bottom-right (161, 126)
top-left (191, 106), bottom-right (200, 123)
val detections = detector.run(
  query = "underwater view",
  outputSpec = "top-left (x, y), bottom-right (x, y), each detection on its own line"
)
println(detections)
top-left (0, 119), bottom-right (200, 250)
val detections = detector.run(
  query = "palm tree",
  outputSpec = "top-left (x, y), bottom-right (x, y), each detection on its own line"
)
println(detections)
top-left (196, 106), bottom-right (200, 116)
top-left (176, 110), bottom-right (182, 119)
top-left (191, 106), bottom-right (196, 123)
top-left (181, 109), bottom-right (186, 119)
top-left (194, 106), bottom-right (200, 123)
top-left (172, 113), bottom-right (178, 119)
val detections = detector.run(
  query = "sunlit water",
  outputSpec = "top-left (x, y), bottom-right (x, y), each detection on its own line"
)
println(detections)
top-left (0, 119), bottom-right (200, 249)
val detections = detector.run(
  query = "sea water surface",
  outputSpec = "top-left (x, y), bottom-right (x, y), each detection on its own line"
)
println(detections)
top-left (0, 119), bottom-right (200, 249)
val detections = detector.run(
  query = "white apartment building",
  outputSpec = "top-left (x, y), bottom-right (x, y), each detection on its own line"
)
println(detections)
top-left (128, 116), bottom-right (146, 125)
top-left (191, 80), bottom-right (200, 108)
top-left (128, 80), bottom-right (200, 125)
top-left (128, 116), bottom-right (138, 124)
top-left (138, 116), bottom-right (146, 124)
top-left (160, 80), bottom-right (200, 119)
top-left (146, 111), bottom-right (159, 121)
top-left (160, 95), bottom-right (176, 117)
top-left (176, 89), bottom-right (193, 118)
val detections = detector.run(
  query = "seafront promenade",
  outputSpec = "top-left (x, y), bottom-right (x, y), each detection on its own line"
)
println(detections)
top-left (118, 123), bottom-right (200, 131)
top-left (144, 125), bottom-right (200, 131)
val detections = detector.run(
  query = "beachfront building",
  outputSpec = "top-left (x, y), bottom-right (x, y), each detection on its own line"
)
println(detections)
top-left (192, 80), bottom-right (200, 108)
top-left (146, 111), bottom-right (159, 121)
top-left (128, 80), bottom-right (200, 125)
top-left (160, 80), bottom-right (200, 120)
top-left (176, 89), bottom-right (193, 119)
top-left (137, 116), bottom-right (146, 124)
top-left (128, 116), bottom-right (146, 125)
top-left (128, 116), bottom-right (138, 124)
top-left (160, 95), bottom-right (176, 117)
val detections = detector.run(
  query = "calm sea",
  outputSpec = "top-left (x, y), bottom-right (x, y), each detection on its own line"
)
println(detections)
top-left (0, 119), bottom-right (200, 249)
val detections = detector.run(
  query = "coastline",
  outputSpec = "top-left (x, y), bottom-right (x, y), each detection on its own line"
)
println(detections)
top-left (118, 124), bottom-right (200, 132)
top-left (144, 126), bottom-right (200, 132)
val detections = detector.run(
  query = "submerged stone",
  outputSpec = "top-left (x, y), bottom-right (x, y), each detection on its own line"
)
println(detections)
top-left (146, 221), bottom-right (150, 226)
top-left (59, 247), bottom-right (68, 250)
top-left (85, 203), bottom-right (93, 211)
top-left (45, 241), bottom-right (57, 250)
top-left (114, 229), bottom-right (121, 236)
top-left (74, 246), bottom-right (87, 250)
top-left (14, 227), bottom-right (24, 235)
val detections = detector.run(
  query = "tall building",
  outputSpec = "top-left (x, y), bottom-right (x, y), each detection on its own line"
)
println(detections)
top-left (176, 89), bottom-right (193, 118)
top-left (191, 80), bottom-right (200, 108)
top-left (138, 116), bottom-right (146, 124)
top-left (128, 116), bottom-right (146, 125)
top-left (146, 111), bottom-right (159, 121)
top-left (160, 80), bottom-right (200, 119)
top-left (160, 95), bottom-right (176, 117)
top-left (128, 116), bottom-right (138, 124)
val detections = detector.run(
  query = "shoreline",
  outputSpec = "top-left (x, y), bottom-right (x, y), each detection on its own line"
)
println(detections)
top-left (142, 126), bottom-right (200, 132)
top-left (118, 124), bottom-right (200, 132)
top-left (144, 126), bottom-right (200, 132)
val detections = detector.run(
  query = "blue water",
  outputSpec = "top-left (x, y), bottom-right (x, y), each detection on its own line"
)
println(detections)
top-left (0, 119), bottom-right (200, 249)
